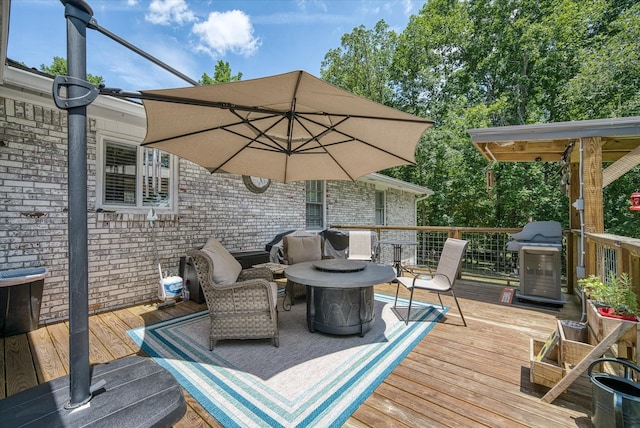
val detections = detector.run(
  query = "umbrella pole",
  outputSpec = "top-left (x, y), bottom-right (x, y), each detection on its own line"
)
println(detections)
top-left (62, 0), bottom-right (93, 408)
top-left (58, 0), bottom-right (200, 408)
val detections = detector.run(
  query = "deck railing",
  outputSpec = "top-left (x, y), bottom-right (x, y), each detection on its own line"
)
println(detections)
top-left (568, 230), bottom-right (640, 299)
top-left (332, 225), bottom-right (640, 300)
top-left (331, 225), bottom-right (527, 285)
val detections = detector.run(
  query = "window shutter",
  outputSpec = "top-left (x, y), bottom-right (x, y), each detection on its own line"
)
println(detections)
top-left (104, 141), bottom-right (137, 205)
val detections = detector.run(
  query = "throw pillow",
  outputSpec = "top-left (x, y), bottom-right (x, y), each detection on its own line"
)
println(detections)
top-left (200, 238), bottom-right (242, 285)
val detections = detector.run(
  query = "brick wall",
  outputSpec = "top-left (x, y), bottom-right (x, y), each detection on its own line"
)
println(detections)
top-left (327, 180), bottom-right (418, 265)
top-left (0, 90), bottom-right (420, 323)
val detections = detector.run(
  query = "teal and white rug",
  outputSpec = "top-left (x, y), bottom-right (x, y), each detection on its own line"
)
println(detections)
top-left (127, 293), bottom-right (447, 427)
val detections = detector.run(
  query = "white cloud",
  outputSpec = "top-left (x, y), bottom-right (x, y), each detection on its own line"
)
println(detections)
top-left (401, 0), bottom-right (415, 15)
top-left (296, 0), bottom-right (328, 13)
top-left (145, 0), bottom-right (195, 26)
top-left (191, 10), bottom-right (260, 57)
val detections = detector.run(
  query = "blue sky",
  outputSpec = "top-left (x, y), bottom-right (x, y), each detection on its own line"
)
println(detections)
top-left (8, 0), bottom-right (419, 90)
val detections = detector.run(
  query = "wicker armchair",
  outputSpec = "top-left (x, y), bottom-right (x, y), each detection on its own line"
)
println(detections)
top-left (189, 248), bottom-right (279, 350)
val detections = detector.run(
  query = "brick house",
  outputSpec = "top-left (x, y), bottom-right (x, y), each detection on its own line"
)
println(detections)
top-left (0, 62), bottom-right (431, 323)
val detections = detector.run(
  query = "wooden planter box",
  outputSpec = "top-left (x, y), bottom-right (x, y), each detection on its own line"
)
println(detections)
top-left (557, 320), bottom-right (593, 369)
top-left (586, 300), bottom-right (639, 362)
top-left (530, 321), bottom-right (595, 387)
top-left (530, 337), bottom-right (564, 388)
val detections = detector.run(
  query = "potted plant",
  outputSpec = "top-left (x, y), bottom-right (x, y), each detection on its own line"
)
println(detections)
top-left (578, 273), bottom-right (638, 321)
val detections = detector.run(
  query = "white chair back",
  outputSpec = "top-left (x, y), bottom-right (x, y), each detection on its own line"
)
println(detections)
top-left (348, 231), bottom-right (373, 260)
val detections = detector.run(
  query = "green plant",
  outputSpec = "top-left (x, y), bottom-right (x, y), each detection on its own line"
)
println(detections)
top-left (578, 273), bottom-right (638, 316)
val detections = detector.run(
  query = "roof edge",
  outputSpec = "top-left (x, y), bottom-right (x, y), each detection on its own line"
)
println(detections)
top-left (358, 173), bottom-right (433, 196)
top-left (468, 116), bottom-right (640, 143)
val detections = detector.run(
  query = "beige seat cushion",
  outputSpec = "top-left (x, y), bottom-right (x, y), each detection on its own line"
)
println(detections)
top-left (200, 238), bottom-right (242, 285)
top-left (284, 235), bottom-right (322, 264)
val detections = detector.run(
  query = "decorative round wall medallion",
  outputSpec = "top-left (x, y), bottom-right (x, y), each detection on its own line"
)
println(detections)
top-left (242, 175), bottom-right (271, 193)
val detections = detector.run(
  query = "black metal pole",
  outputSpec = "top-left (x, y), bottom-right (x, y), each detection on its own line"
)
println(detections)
top-left (62, 0), bottom-right (93, 408)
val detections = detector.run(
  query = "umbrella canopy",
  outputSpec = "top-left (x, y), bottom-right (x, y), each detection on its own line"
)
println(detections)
top-left (139, 70), bottom-right (433, 183)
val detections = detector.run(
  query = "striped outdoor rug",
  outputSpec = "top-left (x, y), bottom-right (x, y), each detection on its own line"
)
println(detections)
top-left (127, 293), bottom-right (446, 427)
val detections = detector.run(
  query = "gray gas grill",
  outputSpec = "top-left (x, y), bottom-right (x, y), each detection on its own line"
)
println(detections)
top-left (507, 221), bottom-right (565, 306)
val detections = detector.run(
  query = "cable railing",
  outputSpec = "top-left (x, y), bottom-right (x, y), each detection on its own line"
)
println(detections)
top-left (330, 226), bottom-right (640, 302)
top-left (331, 225), bottom-right (575, 292)
top-left (331, 225), bottom-right (525, 284)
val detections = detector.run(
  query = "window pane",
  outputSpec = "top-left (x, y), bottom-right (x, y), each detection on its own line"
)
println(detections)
top-left (104, 142), bottom-right (136, 205)
top-left (375, 190), bottom-right (385, 225)
top-left (306, 203), bottom-right (323, 228)
top-left (143, 148), bottom-right (171, 207)
top-left (306, 180), bottom-right (323, 203)
top-left (102, 139), bottom-right (174, 210)
top-left (306, 180), bottom-right (324, 229)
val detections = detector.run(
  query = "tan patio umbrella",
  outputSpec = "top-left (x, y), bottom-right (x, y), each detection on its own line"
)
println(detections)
top-left (134, 70), bottom-right (433, 182)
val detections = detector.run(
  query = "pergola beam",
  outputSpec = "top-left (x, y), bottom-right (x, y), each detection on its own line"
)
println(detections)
top-left (602, 144), bottom-right (640, 187)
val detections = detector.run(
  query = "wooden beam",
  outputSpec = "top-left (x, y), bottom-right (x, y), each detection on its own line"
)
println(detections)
top-left (583, 137), bottom-right (604, 234)
top-left (602, 144), bottom-right (640, 187)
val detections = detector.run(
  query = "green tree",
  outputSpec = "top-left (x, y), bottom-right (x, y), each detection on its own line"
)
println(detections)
top-left (40, 56), bottom-right (104, 86)
top-left (321, 20), bottom-right (397, 105)
top-left (199, 60), bottom-right (242, 85)
top-left (321, 0), bottom-right (639, 233)
top-left (559, 2), bottom-right (640, 119)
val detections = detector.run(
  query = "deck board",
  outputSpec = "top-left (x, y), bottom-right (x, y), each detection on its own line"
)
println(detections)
top-left (88, 316), bottom-right (136, 360)
top-left (86, 321), bottom-right (114, 364)
top-left (366, 385), bottom-right (468, 427)
top-left (27, 326), bottom-right (67, 383)
top-left (112, 306), bottom-right (147, 330)
top-left (0, 280), bottom-right (594, 427)
top-left (4, 334), bottom-right (37, 397)
top-left (45, 321), bottom-right (70, 373)
top-left (95, 311), bottom-right (141, 352)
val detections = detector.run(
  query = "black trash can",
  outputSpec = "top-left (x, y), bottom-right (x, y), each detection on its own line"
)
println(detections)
top-left (0, 267), bottom-right (48, 336)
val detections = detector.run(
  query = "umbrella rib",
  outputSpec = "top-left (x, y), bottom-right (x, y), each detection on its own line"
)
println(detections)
top-left (136, 91), bottom-right (293, 117)
top-left (108, 88), bottom-right (433, 125)
top-left (208, 110), bottom-right (293, 174)
top-left (298, 114), bottom-right (418, 164)
top-left (301, 111), bottom-right (432, 125)
top-left (283, 71), bottom-right (304, 182)
top-left (229, 109), bottom-right (289, 153)
top-left (288, 115), bottom-right (349, 153)
top-left (285, 115), bottom-right (356, 180)
top-left (141, 112), bottom-right (288, 153)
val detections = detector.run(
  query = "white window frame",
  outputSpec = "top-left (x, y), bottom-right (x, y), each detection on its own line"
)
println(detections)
top-left (96, 132), bottom-right (179, 213)
top-left (305, 180), bottom-right (326, 230)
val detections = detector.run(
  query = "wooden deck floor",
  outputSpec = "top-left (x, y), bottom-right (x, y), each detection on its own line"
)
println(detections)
top-left (0, 279), bottom-right (592, 427)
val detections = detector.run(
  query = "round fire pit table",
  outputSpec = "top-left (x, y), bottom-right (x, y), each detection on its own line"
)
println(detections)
top-left (284, 260), bottom-right (395, 337)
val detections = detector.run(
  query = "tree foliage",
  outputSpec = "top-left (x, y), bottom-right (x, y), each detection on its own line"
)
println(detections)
top-left (321, 21), bottom-right (398, 105)
top-left (40, 56), bottom-right (104, 86)
top-left (199, 60), bottom-right (242, 85)
top-left (320, 0), bottom-right (640, 234)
